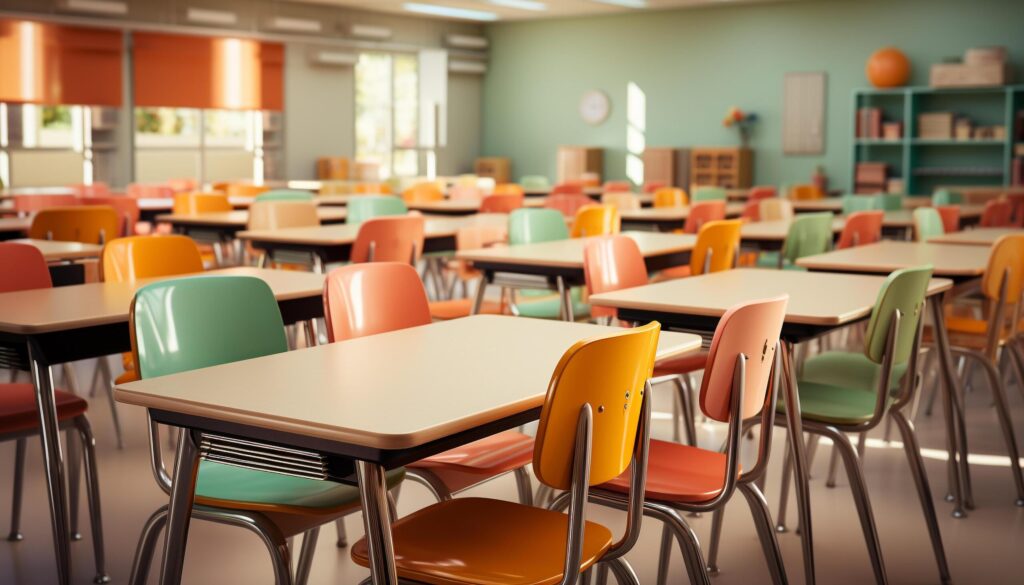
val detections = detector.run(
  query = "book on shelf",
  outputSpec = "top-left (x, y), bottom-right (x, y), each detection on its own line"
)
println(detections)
top-left (1014, 157), bottom-right (1023, 186)
top-left (856, 107), bottom-right (883, 139)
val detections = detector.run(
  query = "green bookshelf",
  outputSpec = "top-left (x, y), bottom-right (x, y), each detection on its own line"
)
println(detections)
top-left (851, 85), bottom-right (1024, 195)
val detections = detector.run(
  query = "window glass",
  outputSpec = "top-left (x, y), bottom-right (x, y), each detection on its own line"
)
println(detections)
top-left (204, 109), bottom-right (249, 148)
top-left (134, 107), bottom-right (200, 147)
top-left (356, 52), bottom-right (420, 179)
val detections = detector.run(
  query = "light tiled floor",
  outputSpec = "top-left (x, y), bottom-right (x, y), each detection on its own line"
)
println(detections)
top-left (1, 357), bottom-right (1023, 584)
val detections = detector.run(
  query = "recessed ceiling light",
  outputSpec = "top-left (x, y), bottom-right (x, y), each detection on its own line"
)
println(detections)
top-left (487, 0), bottom-right (547, 11)
top-left (591, 0), bottom-right (647, 8)
top-left (403, 3), bottom-right (500, 21)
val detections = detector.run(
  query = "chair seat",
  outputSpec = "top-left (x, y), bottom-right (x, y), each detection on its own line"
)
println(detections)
top-left (514, 288), bottom-right (590, 320)
top-left (800, 351), bottom-right (906, 393)
top-left (351, 497), bottom-right (613, 585)
top-left (115, 369), bottom-right (138, 385)
top-left (194, 461), bottom-right (405, 516)
top-left (652, 351), bottom-right (708, 378)
top-left (755, 252), bottom-right (806, 271)
top-left (781, 380), bottom-right (892, 425)
top-left (598, 439), bottom-right (731, 503)
top-left (429, 298), bottom-right (505, 320)
top-left (409, 431), bottom-right (534, 494)
top-left (0, 384), bottom-right (87, 435)
top-left (651, 265), bottom-right (691, 281)
top-left (923, 325), bottom-right (1010, 351)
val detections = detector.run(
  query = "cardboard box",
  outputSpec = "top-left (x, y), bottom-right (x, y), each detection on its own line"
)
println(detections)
top-left (965, 47), bottom-right (1007, 66)
top-left (882, 122), bottom-right (903, 140)
top-left (930, 62), bottom-right (1010, 88)
top-left (919, 112), bottom-right (955, 139)
top-left (954, 119), bottom-right (973, 140)
top-left (887, 179), bottom-right (905, 195)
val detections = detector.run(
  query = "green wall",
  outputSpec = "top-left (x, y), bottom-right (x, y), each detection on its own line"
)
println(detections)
top-left (481, 0), bottom-right (1024, 190)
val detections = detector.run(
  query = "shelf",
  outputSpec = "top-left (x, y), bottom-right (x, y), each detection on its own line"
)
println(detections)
top-left (912, 167), bottom-right (1004, 178)
top-left (912, 139), bottom-right (1006, 146)
top-left (855, 139), bottom-right (903, 145)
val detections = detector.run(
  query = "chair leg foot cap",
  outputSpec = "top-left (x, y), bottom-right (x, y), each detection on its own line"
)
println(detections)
top-left (944, 494), bottom-right (955, 502)
top-left (707, 565), bottom-right (720, 575)
top-left (336, 539), bottom-right (348, 548)
top-left (7, 533), bottom-right (23, 542)
top-left (93, 574), bottom-right (111, 584)
top-left (1015, 498), bottom-right (1024, 507)
top-left (825, 481), bottom-right (836, 488)
top-left (775, 526), bottom-right (787, 533)
top-left (951, 509), bottom-right (966, 519)
top-left (70, 532), bottom-right (82, 541)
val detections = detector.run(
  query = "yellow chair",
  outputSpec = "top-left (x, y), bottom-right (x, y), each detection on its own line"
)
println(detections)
top-left (354, 182), bottom-right (392, 195)
top-left (601, 192), bottom-right (641, 210)
top-left (172, 192), bottom-right (232, 214)
top-left (29, 206), bottom-right (121, 244)
top-left (493, 183), bottom-right (525, 197)
top-left (571, 204), bottom-right (621, 238)
top-left (225, 183), bottom-right (270, 198)
top-left (657, 219), bottom-right (742, 280)
top-left (351, 323), bottom-right (661, 584)
top-left (653, 187), bottom-right (688, 208)
top-left (402, 182), bottom-right (444, 204)
top-left (789, 184), bottom-right (823, 201)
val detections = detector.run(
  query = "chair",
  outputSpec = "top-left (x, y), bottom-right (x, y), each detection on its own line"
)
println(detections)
top-left (836, 211), bottom-right (883, 249)
top-left (172, 192), bottom-right (232, 215)
top-left (759, 198), bottom-right (794, 222)
top-left (225, 183), bottom-right (270, 197)
top-left (931, 189), bottom-right (963, 206)
top-left (13, 193), bottom-right (79, 213)
top-left (748, 186), bottom-right (777, 202)
top-left (545, 192), bottom-right (594, 217)
top-left (254, 190), bottom-right (314, 202)
top-left (29, 206), bottom-right (120, 244)
top-left (128, 275), bottom-right (400, 585)
top-left (642, 180), bottom-right (667, 194)
top-left (69, 183), bottom-right (110, 198)
top-left (165, 178), bottom-right (197, 193)
top-left (571, 204), bottom-right (621, 237)
top-left (431, 225), bottom-right (509, 319)
top-left (351, 215), bottom-right (424, 263)
top-left (936, 205), bottom-right (961, 233)
top-left (913, 207), bottom-right (944, 242)
top-left (82, 196), bottom-right (141, 236)
top-left (653, 187), bottom-right (688, 208)
top-left (248, 201), bottom-right (321, 267)
top-left (586, 296), bottom-right (790, 585)
top-left (601, 192), bottom-right (641, 210)
top-left (980, 199), bottom-right (1013, 227)
top-left (551, 182), bottom-right (585, 195)
top-left (346, 195), bottom-right (407, 226)
top-left (480, 192), bottom-right (524, 213)
top-left (520, 175), bottom-right (551, 191)
top-left (1009, 193), bottom-right (1024, 226)
top-left (789, 184), bottom-right (823, 200)
top-left (352, 182), bottom-right (391, 194)
top-left (842, 194), bottom-right (878, 215)
top-left (740, 200), bottom-right (760, 221)
top-left (351, 321), bottom-right (661, 584)
top-left (492, 183), bottom-right (524, 197)
top-left (682, 200), bottom-right (726, 234)
top-left (126, 183), bottom-right (175, 199)
top-left (508, 208), bottom-right (589, 320)
top-left (402, 183), bottom-right (444, 204)
top-left (692, 186), bottom-right (726, 202)
top-left (759, 212), bottom-right (833, 270)
top-left (0, 243), bottom-right (108, 583)
top-left (603, 180), bottom-right (631, 193)
top-left (449, 185), bottom-right (483, 201)
top-left (877, 194), bottom-right (904, 211)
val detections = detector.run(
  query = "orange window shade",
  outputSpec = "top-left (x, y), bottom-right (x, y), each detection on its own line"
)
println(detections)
top-left (0, 19), bottom-right (122, 106)
top-left (133, 32), bottom-right (283, 111)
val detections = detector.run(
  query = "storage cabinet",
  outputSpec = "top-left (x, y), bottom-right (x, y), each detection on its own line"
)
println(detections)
top-left (474, 157), bottom-right (511, 184)
top-left (556, 146), bottom-right (603, 184)
top-left (642, 147), bottom-right (691, 188)
top-left (689, 147), bottom-right (752, 189)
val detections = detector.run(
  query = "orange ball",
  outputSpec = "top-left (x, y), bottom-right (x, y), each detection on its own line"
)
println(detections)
top-left (866, 47), bottom-right (911, 88)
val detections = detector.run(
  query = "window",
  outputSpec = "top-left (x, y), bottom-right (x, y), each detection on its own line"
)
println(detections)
top-left (0, 103), bottom-right (92, 187)
top-left (355, 52), bottom-right (420, 180)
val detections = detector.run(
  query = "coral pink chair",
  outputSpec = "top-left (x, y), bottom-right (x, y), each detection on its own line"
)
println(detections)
top-left (603, 180), bottom-right (631, 193)
top-left (980, 199), bottom-right (1013, 227)
top-left (322, 262), bottom-right (536, 503)
top-left (449, 185), bottom-right (483, 201)
top-left (683, 200), bottom-right (727, 234)
top-left (936, 205), bottom-right (960, 233)
top-left (836, 210), bottom-right (883, 249)
top-left (748, 186), bottom-right (777, 202)
top-left (82, 196), bottom-right (141, 236)
top-left (126, 183), bottom-right (175, 199)
top-left (550, 183), bottom-right (584, 196)
top-left (642, 180), bottom-right (667, 194)
top-left (740, 200), bottom-right (760, 221)
top-left (69, 183), bottom-right (109, 198)
top-left (545, 192), bottom-right (594, 217)
top-left (480, 193), bottom-right (524, 213)
top-left (165, 178), bottom-right (197, 193)
top-left (13, 194), bottom-right (79, 213)
top-left (431, 225), bottom-right (509, 319)
top-left (350, 215), bottom-right (424, 263)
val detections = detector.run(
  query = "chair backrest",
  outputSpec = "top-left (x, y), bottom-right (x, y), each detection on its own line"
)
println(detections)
top-left (452, 224), bottom-right (508, 280)
top-left (346, 195), bottom-right (407, 226)
top-left (69, 183), bottom-right (110, 198)
top-left (492, 183), bottom-right (524, 197)
top-left (936, 205), bottom-right (960, 233)
top-left (863, 266), bottom-right (933, 366)
top-left (127, 183), bottom-right (174, 199)
top-left (165, 178), bottom-right (197, 193)
top-left (842, 194), bottom-right (878, 215)
top-left (759, 198), bottom-right (794, 222)
top-left (353, 182), bottom-right (392, 195)
top-left (878, 194), bottom-right (904, 211)
top-left (603, 181), bottom-right (631, 193)
top-left (323, 262), bottom-right (432, 343)
top-left (131, 276), bottom-right (288, 379)
top-left (173, 192), bottom-right (231, 215)
top-left (653, 187), bottom-right (688, 208)
top-left (700, 296), bottom-right (788, 422)
top-left (690, 219), bottom-right (741, 275)
top-left (583, 235), bottom-right (648, 319)
top-left (836, 211), bottom-right (883, 250)
top-left (980, 234), bottom-right (1024, 303)
top-left (29, 206), bottom-right (121, 244)
top-left (789, 184), bottom-right (822, 201)
top-left (545, 192), bottom-right (594, 217)
top-left (739, 200), bottom-right (760, 221)
top-left (642, 181), bottom-right (666, 194)
top-left (781, 212), bottom-right (833, 264)
top-left (82, 196), bottom-right (141, 237)
top-left (980, 199), bottom-right (1013, 228)
top-left (931, 189), bottom-right (963, 206)
top-left (13, 194), bottom-right (79, 213)
top-left (509, 208), bottom-right (570, 245)
top-left (747, 186), bottom-right (776, 202)
top-left (480, 193), bottom-right (524, 213)
top-left (692, 186), bottom-right (726, 202)
top-left (102, 235), bottom-right (204, 283)
top-left (913, 207), bottom-right (944, 242)
top-left (351, 215), bottom-right (424, 263)
top-left (520, 175), bottom-right (551, 191)
top-left (683, 200), bottom-right (726, 234)
top-left (1008, 193), bottom-right (1024, 227)
top-left (449, 185), bottom-right (483, 201)
top-left (533, 321), bottom-right (660, 489)
top-left (0, 242), bottom-right (52, 292)
top-left (551, 183), bottom-right (584, 196)
top-left (402, 183), bottom-right (444, 204)
top-left (248, 201), bottom-right (319, 230)
top-left (254, 190), bottom-right (314, 202)
top-left (225, 183), bottom-right (269, 198)
top-left (571, 204), bottom-right (620, 238)
top-left (601, 192), bottom-right (641, 210)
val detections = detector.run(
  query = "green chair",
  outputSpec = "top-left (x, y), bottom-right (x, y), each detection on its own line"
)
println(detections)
top-left (931, 189), bottom-right (963, 206)
top-left (877, 193), bottom-right (904, 211)
top-left (127, 276), bottom-right (404, 585)
top-left (771, 265), bottom-right (950, 584)
top-left (842, 195), bottom-right (878, 215)
top-left (520, 175), bottom-right (551, 191)
top-left (692, 186), bottom-right (727, 202)
top-left (507, 208), bottom-right (589, 320)
top-left (346, 195), bottom-right (407, 226)
top-left (254, 189), bottom-right (314, 202)
top-left (913, 207), bottom-right (945, 241)
top-left (757, 212), bottom-right (834, 270)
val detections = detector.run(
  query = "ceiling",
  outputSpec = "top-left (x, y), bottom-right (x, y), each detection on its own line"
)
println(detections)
top-left (293, 0), bottom-right (788, 22)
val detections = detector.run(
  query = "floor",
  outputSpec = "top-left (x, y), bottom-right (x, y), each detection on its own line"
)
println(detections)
top-left (1, 350), bottom-right (1023, 585)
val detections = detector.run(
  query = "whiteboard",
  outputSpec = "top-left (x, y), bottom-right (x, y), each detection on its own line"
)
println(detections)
top-left (783, 72), bottom-right (826, 155)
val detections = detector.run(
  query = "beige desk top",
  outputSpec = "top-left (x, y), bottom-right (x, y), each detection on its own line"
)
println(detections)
top-left (0, 267), bottom-right (326, 335)
top-left (238, 213), bottom-right (509, 246)
top-left (878, 206), bottom-right (983, 228)
top-left (795, 241), bottom-right (989, 277)
top-left (114, 315), bottom-right (702, 450)
top-left (590, 268), bottom-right (953, 326)
top-left (457, 231), bottom-right (696, 269)
top-left (0, 217), bottom-right (30, 232)
top-left (740, 218), bottom-right (844, 242)
top-left (9, 238), bottom-right (103, 261)
top-left (928, 227), bottom-right (1022, 247)
top-left (619, 202), bottom-right (745, 223)
top-left (156, 208), bottom-right (347, 227)
top-left (137, 196), bottom-right (255, 211)
top-left (791, 199), bottom-right (843, 212)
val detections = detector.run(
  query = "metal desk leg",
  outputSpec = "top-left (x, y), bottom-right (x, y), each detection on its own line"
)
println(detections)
top-left (356, 461), bottom-right (398, 585)
top-left (780, 341), bottom-right (815, 585)
top-left (28, 343), bottom-right (71, 585)
top-left (471, 272), bottom-right (490, 315)
top-left (556, 275), bottom-right (574, 322)
top-left (159, 430), bottom-right (201, 585)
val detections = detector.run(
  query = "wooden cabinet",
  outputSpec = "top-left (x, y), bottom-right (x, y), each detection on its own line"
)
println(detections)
top-left (690, 147), bottom-right (752, 190)
top-left (317, 157), bottom-right (349, 180)
top-left (557, 146), bottom-right (603, 184)
top-left (474, 157), bottom-right (511, 184)
top-left (642, 147), bottom-right (691, 187)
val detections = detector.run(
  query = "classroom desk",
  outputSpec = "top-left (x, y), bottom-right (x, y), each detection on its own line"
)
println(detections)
top-left (619, 202), bottom-right (745, 231)
top-left (791, 198), bottom-right (844, 213)
top-left (404, 198), bottom-right (546, 215)
top-left (0, 216), bottom-right (30, 240)
top-left (135, 197), bottom-right (255, 222)
top-left (157, 208), bottom-right (348, 244)
top-left (9, 238), bottom-right (103, 286)
top-left (458, 231), bottom-right (696, 321)
top-left (928, 227), bottom-right (1021, 246)
top-left (739, 218), bottom-right (844, 251)
top-left (113, 314), bottom-right (703, 585)
top-left (589, 268), bottom-right (955, 585)
top-left (0, 267), bottom-right (326, 585)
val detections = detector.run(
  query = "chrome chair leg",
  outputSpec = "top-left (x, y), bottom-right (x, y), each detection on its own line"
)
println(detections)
top-left (76, 417), bottom-right (109, 583)
top-left (825, 441), bottom-right (840, 488)
top-left (606, 558), bottom-right (640, 585)
top-left (129, 506), bottom-right (168, 585)
top-left (670, 383), bottom-right (682, 443)
top-left (706, 504), bottom-right (724, 574)
top-left (681, 375), bottom-right (699, 447)
top-left (655, 525), bottom-right (674, 584)
top-left (737, 482), bottom-right (788, 585)
top-left (8, 438), bottom-right (26, 541)
top-left (973, 352), bottom-right (1024, 505)
top-left (648, 504), bottom-right (710, 585)
top-left (66, 429), bottom-right (82, 541)
top-left (1006, 343), bottom-right (1024, 406)
top-left (404, 469), bottom-right (453, 502)
top-left (595, 562), bottom-right (610, 585)
top-left (104, 379), bottom-right (125, 449)
top-left (295, 527), bottom-right (320, 585)
top-left (335, 518), bottom-right (348, 547)
top-left (513, 467), bottom-right (534, 506)
top-left (776, 445), bottom-right (792, 532)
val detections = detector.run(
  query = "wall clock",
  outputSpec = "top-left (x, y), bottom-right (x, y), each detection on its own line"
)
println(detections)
top-left (579, 90), bottom-right (611, 126)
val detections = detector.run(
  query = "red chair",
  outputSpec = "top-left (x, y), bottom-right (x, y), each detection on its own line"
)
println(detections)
top-left (683, 200), bottom-right (727, 234)
top-left (69, 182), bottom-right (110, 197)
top-left (748, 186), bottom-right (777, 202)
top-left (82, 196), bottom-right (141, 236)
top-left (836, 210), bottom-right (883, 249)
top-left (1008, 193), bottom-right (1024, 227)
top-left (550, 183), bottom-right (584, 196)
top-left (479, 193), bottom-right (524, 213)
top-left (642, 180), bottom-right (667, 194)
top-left (449, 184), bottom-right (482, 201)
top-left (544, 192), bottom-right (594, 217)
top-left (936, 205), bottom-right (961, 233)
top-left (740, 200), bottom-right (760, 221)
top-left (0, 243), bottom-right (108, 582)
top-left (351, 215), bottom-right (424, 263)
top-left (322, 262), bottom-right (536, 503)
top-left (980, 199), bottom-right (1013, 227)
top-left (13, 194), bottom-right (79, 213)
top-left (126, 183), bottom-right (175, 199)
top-left (603, 180), bottom-right (631, 193)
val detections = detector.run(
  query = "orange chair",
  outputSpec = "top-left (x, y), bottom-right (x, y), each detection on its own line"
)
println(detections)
top-left (480, 193), bottom-right (524, 213)
top-left (980, 199), bottom-right (1013, 227)
top-left (571, 204), bottom-right (620, 237)
top-left (431, 225), bottom-right (509, 319)
top-left (81, 196), bottom-right (141, 236)
top-left (354, 182), bottom-right (392, 195)
top-left (29, 206), bottom-right (120, 244)
top-left (937, 205), bottom-right (961, 233)
top-left (550, 182), bottom-right (584, 196)
top-left (402, 183), bottom-right (444, 204)
top-left (642, 180), bottom-right (667, 194)
top-left (351, 215), bottom-right (424, 263)
top-left (836, 210), bottom-right (883, 249)
top-left (0, 243), bottom-right (109, 582)
top-left (682, 200), bottom-right (726, 234)
top-left (13, 194), bottom-right (79, 213)
top-left (351, 318), bottom-right (660, 583)
top-left (545, 192), bottom-right (593, 217)
top-left (172, 192), bottom-right (232, 214)
top-left (659, 219), bottom-right (742, 281)
top-left (225, 183), bottom-right (270, 198)
top-left (748, 186), bottom-right (777, 202)
top-left (653, 187), bottom-right (688, 208)
top-left (790, 184), bottom-right (823, 200)
top-left (492, 183), bottom-right (525, 197)
top-left (603, 180), bottom-right (631, 193)
top-left (601, 192), bottom-right (641, 210)
top-left (323, 262), bottom-right (535, 503)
